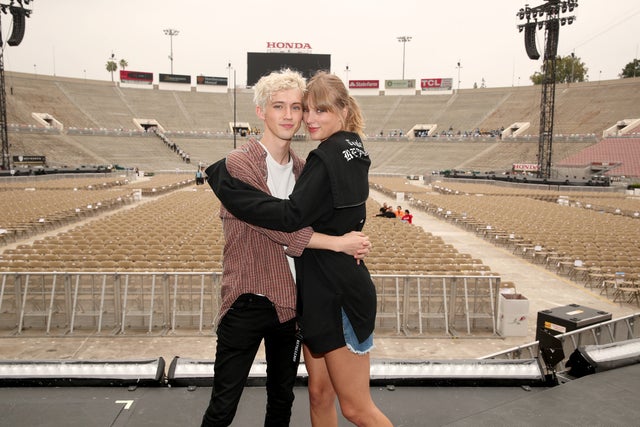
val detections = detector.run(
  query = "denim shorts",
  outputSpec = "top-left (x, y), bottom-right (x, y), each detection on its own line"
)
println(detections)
top-left (342, 308), bottom-right (374, 355)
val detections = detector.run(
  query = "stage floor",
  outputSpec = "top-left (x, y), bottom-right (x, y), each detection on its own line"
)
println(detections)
top-left (0, 363), bottom-right (638, 426)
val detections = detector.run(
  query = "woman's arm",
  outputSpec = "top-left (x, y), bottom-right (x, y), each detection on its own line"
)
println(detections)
top-left (206, 157), bottom-right (328, 232)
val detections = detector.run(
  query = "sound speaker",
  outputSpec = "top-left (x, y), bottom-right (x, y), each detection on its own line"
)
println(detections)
top-left (544, 19), bottom-right (560, 59)
top-left (524, 22), bottom-right (540, 60)
top-left (7, 6), bottom-right (26, 47)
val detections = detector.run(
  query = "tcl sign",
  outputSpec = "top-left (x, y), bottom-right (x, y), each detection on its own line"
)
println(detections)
top-left (421, 79), bottom-right (444, 88)
top-left (421, 78), bottom-right (453, 90)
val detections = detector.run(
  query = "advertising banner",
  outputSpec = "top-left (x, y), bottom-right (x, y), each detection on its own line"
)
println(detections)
top-left (420, 78), bottom-right (453, 91)
top-left (120, 70), bottom-right (153, 84)
top-left (349, 80), bottom-right (379, 89)
top-left (513, 163), bottom-right (539, 172)
top-left (197, 75), bottom-right (228, 86)
top-left (13, 155), bottom-right (46, 164)
top-left (159, 73), bottom-right (191, 84)
top-left (385, 79), bottom-right (415, 89)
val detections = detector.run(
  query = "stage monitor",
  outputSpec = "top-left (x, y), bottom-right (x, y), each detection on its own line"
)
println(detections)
top-left (247, 52), bottom-right (331, 87)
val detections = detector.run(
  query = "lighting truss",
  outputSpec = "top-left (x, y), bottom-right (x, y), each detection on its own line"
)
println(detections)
top-left (0, 0), bottom-right (33, 170)
top-left (0, 0), bottom-right (33, 25)
top-left (515, 0), bottom-right (579, 179)
top-left (517, 0), bottom-right (577, 31)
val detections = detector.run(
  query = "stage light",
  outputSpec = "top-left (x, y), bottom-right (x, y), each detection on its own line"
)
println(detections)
top-left (167, 357), bottom-right (280, 387)
top-left (167, 357), bottom-right (545, 387)
top-left (578, 339), bottom-right (640, 371)
top-left (567, 339), bottom-right (640, 378)
top-left (0, 358), bottom-right (166, 387)
top-left (369, 359), bottom-right (545, 386)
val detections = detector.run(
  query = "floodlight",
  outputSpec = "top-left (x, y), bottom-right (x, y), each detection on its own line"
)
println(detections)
top-left (567, 339), bottom-right (640, 377)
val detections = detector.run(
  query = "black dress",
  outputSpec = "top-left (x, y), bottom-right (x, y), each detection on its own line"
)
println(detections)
top-left (207, 131), bottom-right (377, 354)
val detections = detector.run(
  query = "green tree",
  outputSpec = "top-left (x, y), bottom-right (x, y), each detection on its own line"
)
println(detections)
top-left (619, 58), bottom-right (639, 78)
top-left (530, 54), bottom-right (588, 84)
top-left (106, 60), bottom-right (118, 82)
top-left (119, 59), bottom-right (128, 70)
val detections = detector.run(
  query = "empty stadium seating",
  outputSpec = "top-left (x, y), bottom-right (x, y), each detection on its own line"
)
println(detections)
top-left (376, 177), bottom-right (640, 306)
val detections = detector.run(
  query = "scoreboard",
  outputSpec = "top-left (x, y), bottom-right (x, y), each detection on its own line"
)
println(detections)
top-left (247, 52), bottom-right (331, 86)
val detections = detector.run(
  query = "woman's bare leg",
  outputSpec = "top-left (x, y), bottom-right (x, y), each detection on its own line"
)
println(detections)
top-left (304, 344), bottom-right (338, 427)
top-left (324, 346), bottom-right (392, 427)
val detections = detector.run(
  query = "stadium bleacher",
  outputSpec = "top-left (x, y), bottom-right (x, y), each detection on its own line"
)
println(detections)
top-left (5, 71), bottom-right (640, 176)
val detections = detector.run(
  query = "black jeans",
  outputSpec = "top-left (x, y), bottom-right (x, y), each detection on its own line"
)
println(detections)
top-left (201, 294), bottom-right (299, 427)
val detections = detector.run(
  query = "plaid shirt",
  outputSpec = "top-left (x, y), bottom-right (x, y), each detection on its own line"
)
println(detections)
top-left (216, 138), bottom-right (312, 324)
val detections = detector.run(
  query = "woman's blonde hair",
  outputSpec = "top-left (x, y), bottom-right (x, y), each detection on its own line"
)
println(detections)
top-left (305, 71), bottom-right (365, 138)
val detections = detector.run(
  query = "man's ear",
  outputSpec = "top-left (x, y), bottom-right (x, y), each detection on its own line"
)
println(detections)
top-left (256, 105), bottom-right (266, 120)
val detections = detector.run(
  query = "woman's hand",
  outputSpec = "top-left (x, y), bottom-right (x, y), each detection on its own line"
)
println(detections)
top-left (338, 231), bottom-right (371, 264)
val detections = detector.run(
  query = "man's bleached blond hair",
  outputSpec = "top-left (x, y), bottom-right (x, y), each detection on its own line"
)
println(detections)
top-left (253, 68), bottom-right (306, 110)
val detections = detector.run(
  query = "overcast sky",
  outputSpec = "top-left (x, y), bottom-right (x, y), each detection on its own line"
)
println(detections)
top-left (2, 0), bottom-right (639, 88)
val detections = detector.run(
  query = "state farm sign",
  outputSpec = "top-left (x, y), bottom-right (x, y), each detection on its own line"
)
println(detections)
top-left (349, 80), bottom-right (379, 89)
top-left (266, 42), bottom-right (313, 52)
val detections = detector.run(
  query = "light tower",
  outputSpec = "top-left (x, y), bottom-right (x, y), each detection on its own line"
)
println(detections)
top-left (396, 36), bottom-right (412, 80)
top-left (163, 28), bottom-right (180, 74)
